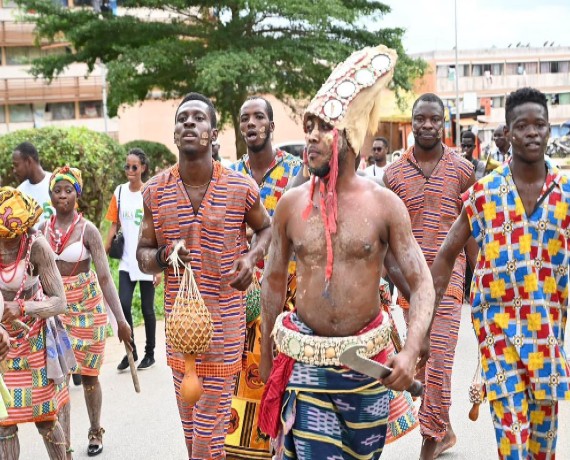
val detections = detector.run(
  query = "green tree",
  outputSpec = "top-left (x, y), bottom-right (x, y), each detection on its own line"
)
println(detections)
top-left (18, 0), bottom-right (425, 157)
top-left (0, 126), bottom-right (125, 225)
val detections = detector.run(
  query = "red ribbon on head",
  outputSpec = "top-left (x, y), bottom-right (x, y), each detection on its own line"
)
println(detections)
top-left (302, 128), bottom-right (339, 283)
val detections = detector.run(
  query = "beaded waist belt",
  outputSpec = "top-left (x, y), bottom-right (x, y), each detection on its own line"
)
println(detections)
top-left (272, 311), bottom-right (391, 367)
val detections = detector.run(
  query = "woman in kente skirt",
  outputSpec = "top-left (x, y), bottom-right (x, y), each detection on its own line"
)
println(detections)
top-left (0, 186), bottom-right (73, 459)
top-left (40, 167), bottom-right (132, 457)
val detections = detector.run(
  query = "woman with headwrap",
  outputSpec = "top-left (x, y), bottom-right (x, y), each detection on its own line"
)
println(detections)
top-left (39, 166), bottom-right (132, 457)
top-left (0, 186), bottom-right (72, 459)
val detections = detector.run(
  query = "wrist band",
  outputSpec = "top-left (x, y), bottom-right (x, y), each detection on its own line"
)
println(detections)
top-left (156, 245), bottom-right (169, 270)
top-left (17, 299), bottom-right (25, 317)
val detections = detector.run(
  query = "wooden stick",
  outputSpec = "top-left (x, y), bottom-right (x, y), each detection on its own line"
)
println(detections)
top-left (11, 320), bottom-right (30, 333)
top-left (125, 345), bottom-right (140, 393)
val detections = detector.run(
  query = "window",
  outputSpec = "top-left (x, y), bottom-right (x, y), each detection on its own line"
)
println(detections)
top-left (436, 65), bottom-right (448, 78)
top-left (539, 61), bottom-right (568, 74)
top-left (9, 104), bottom-right (33, 123)
top-left (46, 102), bottom-right (75, 120)
top-left (79, 101), bottom-right (103, 118)
top-left (0, 106), bottom-right (5, 123)
top-left (559, 93), bottom-right (570, 105)
top-left (525, 62), bottom-right (538, 74)
top-left (5, 46), bottom-right (66, 65)
top-left (491, 64), bottom-right (503, 76)
top-left (472, 64), bottom-right (482, 77)
top-left (491, 96), bottom-right (505, 108)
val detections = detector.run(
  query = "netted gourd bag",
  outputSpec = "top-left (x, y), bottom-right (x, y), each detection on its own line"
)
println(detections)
top-left (165, 242), bottom-right (213, 404)
top-left (245, 269), bottom-right (261, 324)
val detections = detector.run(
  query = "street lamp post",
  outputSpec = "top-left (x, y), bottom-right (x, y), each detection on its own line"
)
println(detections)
top-left (454, 0), bottom-right (461, 147)
top-left (98, 60), bottom-right (109, 134)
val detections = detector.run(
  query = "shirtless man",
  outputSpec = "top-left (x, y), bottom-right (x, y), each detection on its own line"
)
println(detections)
top-left (259, 45), bottom-right (434, 459)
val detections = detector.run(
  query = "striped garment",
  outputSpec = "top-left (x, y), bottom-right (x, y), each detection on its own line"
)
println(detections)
top-left (384, 144), bottom-right (473, 301)
top-left (276, 313), bottom-right (390, 460)
top-left (143, 161), bottom-right (259, 456)
top-left (384, 144), bottom-right (474, 441)
top-left (0, 240), bottom-right (69, 425)
top-left (172, 370), bottom-right (235, 459)
top-left (61, 270), bottom-right (108, 376)
top-left (143, 161), bottom-right (259, 377)
top-left (226, 150), bottom-right (301, 459)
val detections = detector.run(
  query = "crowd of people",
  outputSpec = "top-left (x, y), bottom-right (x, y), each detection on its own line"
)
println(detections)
top-left (0, 42), bottom-right (568, 460)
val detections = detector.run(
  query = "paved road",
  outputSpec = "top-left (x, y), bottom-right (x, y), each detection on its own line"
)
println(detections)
top-left (19, 304), bottom-right (570, 459)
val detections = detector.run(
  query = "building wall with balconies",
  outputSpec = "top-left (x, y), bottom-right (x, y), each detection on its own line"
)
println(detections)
top-left (413, 46), bottom-right (570, 129)
top-left (0, 0), bottom-right (114, 135)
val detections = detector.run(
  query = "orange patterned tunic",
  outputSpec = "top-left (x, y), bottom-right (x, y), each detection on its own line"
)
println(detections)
top-left (143, 162), bottom-right (259, 377)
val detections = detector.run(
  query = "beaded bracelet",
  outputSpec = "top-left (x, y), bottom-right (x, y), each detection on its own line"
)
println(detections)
top-left (17, 299), bottom-right (26, 317)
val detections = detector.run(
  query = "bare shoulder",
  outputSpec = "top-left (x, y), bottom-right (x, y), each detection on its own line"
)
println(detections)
top-left (276, 182), bottom-right (308, 214)
top-left (82, 219), bottom-right (103, 243)
top-left (30, 233), bottom-right (52, 260)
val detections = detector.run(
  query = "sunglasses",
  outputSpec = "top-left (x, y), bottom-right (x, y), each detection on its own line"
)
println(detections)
top-left (124, 164), bottom-right (139, 172)
top-left (461, 144), bottom-right (475, 149)
top-left (372, 147), bottom-right (385, 152)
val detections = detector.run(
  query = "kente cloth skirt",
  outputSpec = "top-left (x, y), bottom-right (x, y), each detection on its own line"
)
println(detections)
top-left (61, 270), bottom-right (108, 376)
top-left (0, 315), bottom-right (69, 425)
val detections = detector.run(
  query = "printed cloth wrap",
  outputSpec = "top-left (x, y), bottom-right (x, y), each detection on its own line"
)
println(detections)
top-left (49, 165), bottom-right (83, 196)
top-left (61, 270), bottom-right (109, 376)
top-left (0, 187), bottom-right (42, 238)
top-left (263, 311), bottom-right (391, 460)
top-left (0, 235), bottom-right (73, 425)
top-left (463, 161), bottom-right (570, 402)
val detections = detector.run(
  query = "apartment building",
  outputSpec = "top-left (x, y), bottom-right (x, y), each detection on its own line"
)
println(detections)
top-left (413, 46), bottom-right (570, 142)
top-left (0, 0), bottom-right (114, 136)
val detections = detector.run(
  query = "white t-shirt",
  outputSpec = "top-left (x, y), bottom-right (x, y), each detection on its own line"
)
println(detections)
top-left (112, 183), bottom-right (152, 282)
top-left (364, 164), bottom-right (387, 178)
top-left (17, 173), bottom-right (54, 227)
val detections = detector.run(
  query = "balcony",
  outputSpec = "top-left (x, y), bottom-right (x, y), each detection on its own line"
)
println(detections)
top-left (0, 74), bottom-right (104, 104)
top-left (0, 22), bottom-right (36, 46)
top-left (437, 72), bottom-right (570, 96)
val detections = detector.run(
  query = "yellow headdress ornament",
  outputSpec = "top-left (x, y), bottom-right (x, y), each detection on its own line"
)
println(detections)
top-left (0, 187), bottom-right (42, 238)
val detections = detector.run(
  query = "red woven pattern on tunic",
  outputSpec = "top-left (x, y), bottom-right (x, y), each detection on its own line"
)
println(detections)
top-left (384, 145), bottom-right (474, 294)
top-left (143, 162), bottom-right (259, 378)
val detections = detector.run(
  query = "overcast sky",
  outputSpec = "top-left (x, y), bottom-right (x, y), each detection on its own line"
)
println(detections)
top-left (378, 0), bottom-right (570, 54)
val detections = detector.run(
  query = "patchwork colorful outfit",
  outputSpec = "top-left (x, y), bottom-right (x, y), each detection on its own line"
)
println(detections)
top-left (259, 311), bottom-right (392, 460)
top-left (143, 161), bottom-right (259, 458)
top-left (384, 145), bottom-right (474, 441)
top-left (0, 236), bottom-right (70, 425)
top-left (463, 161), bottom-right (570, 459)
top-left (226, 149), bottom-right (301, 459)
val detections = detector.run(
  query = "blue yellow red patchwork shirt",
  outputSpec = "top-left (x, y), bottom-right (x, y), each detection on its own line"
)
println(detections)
top-left (463, 161), bottom-right (570, 401)
top-left (230, 149), bottom-right (302, 218)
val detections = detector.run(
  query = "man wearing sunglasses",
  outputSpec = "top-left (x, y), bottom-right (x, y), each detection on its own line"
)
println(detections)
top-left (461, 130), bottom-right (485, 180)
top-left (365, 136), bottom-right (390, 178)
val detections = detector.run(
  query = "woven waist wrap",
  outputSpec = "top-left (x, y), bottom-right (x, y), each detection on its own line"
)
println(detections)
top-left (272, 310), bottom-right (391, 367)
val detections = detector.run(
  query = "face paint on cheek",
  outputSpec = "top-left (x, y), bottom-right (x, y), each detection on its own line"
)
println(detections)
top-left (259, 126), bottom-right (266, 133)
top-left (200, 140), bottom-right (208, 146)
top-left (322, 132), bottom-right (334, 150)
top-left (259, 133), bottom-right (267, 139)
top-left (201, 132), bottom-right (209, 139)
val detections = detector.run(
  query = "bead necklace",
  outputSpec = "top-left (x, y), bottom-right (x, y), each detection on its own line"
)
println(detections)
top-left (48, 212), bottom-right (82, 254)
top-left (0, 235), bottom-right (28, 284)
top-left (182, 179), bottom-right (212, 188)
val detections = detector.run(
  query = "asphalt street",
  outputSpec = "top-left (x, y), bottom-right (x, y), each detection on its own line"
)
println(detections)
top-left (18, 304), bottom-right (570, 459)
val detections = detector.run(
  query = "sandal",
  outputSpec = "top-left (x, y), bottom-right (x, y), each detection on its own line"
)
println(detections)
top-left (87, 427), bottom-right (105, 457)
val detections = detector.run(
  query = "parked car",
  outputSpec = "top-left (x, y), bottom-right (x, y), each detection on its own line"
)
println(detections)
top-left (275, 140), bottom-right (305, 158)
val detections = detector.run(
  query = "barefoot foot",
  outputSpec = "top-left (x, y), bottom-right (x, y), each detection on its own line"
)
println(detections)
top-left (434, 429), bottom-right (456, 458)
top-left (419, 438), bottom-right (438, 460)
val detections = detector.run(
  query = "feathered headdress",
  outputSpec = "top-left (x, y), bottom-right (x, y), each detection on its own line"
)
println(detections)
top-left (302, 45), bottom-right (398, 288)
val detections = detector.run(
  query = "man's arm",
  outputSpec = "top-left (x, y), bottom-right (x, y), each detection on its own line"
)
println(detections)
top-left (383, 249), bottom-right (410, 302)
top-left (259, 197), bottom-right (293, 383)
top-left (431, 208), bottom-right (472, 313)
top-left (381, 195), bottom-right (434, 391)
top-left (229, 196), bottom-right (272, 291)
top-left (136, 201), bottom-right (164, 275)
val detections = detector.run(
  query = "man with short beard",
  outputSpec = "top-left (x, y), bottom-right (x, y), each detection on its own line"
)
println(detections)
top-left (225, 96), bottom-right (301, 459)
top-left (383, 93), bottom-right (476, 459)
top-left (259, 45), bottom-right (435, 459)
